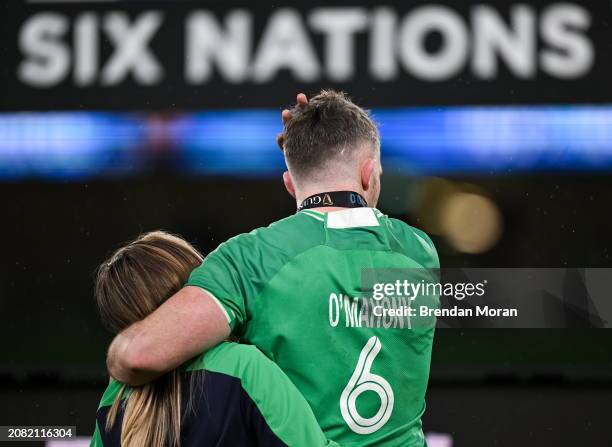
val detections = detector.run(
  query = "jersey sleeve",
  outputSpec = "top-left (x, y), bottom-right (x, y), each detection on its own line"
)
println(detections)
top-left (389, 218), bottom-right (440, 269)
top-left (411, 227), bottom-right (440, 269)
top-left (185, 236), bottom-right (254, 331)
top-left (241, 353), bottom-right (338, 447)
top-left (89, 422), bottom-right (104, 447)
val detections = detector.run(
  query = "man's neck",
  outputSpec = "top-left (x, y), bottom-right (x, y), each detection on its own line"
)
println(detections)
top-left (295, 187), bottom-right (368, 213)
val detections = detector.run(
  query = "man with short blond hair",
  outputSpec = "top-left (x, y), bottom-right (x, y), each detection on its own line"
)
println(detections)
top-left (108, 90), bottom-right (439, 446)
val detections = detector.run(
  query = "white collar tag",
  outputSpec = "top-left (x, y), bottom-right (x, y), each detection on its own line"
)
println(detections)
top-left (326, 208), bottom-right (380, 229)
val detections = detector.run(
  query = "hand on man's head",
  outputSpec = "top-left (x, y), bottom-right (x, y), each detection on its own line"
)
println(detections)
top-left (277, 93), bottom-right (308, 150)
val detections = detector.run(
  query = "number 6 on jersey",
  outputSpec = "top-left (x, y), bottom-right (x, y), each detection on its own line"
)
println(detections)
top-left (340, 336), bottom-right (395, 434)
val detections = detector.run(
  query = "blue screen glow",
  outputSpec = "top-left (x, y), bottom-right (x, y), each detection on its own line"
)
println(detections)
top-left (1, 106), bottom-right (612, 179)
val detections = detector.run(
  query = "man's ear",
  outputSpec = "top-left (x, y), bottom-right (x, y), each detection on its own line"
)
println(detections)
top-left (361, 158), bottom-right (376, 191)
top-left (283, 171), bottom-right (296, 198)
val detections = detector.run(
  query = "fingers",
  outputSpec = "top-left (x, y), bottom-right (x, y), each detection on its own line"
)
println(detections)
top-left (281, 109), bottom-right (292, 125)
top-left (296, 93), bottom-right (308, 105)
top-left (279, 93), bottom-right (309, 149)
top-left (276, 132), bottom-right (285, 150)
top-left (281, 93), bottom-right (308, 124)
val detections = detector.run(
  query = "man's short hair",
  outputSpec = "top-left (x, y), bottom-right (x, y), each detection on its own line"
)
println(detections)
top-left (282, 90), bottom-right (380, 181)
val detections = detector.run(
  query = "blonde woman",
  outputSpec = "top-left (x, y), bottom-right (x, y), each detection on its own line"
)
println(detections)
top-left (91, 231), bottom-right (336, 447)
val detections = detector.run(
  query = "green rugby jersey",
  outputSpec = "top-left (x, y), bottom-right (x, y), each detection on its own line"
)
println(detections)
top-left (187, 207), bottom-right (439, 447)
top-left (91, 342), bottom-right (336, 446)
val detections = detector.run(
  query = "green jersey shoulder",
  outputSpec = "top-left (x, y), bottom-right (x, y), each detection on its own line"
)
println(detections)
top-left (187, 209), bottom-right (438, 329)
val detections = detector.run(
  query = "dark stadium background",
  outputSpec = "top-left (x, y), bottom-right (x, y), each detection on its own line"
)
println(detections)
top-left (1, 1), bottom-right (612, 446)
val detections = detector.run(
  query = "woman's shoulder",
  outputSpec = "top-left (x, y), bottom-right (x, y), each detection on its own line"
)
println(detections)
top-left (97, 343), bottom-right (267, 408)
top-left (191, 343), bottom-right (335, 447)
top-left (97, 378), bottom-right (127, 409)
top-left (186, 342), bottom-right (274, 376)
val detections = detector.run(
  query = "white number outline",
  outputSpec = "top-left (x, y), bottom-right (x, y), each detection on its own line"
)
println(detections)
top-left (340, 336), bottom-right (394, 434)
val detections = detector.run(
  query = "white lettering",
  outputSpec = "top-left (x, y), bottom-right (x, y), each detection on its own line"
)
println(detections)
top-left (472, 5), bottom-right (535, 79)
top-left (309, 8), bottom-right (368, 81)
top-left (540, 4), bottom-right (593, 79)
top-left (186, 10), bottom-right (251, 83)
top-left (102, 11), bottom-right (163, 85)
top-left (252, 9), bottom-right (320, 82)
top-left (398, 6), bottom-right (469, 81)
top-left (18, 13), bottom-right (70, 87)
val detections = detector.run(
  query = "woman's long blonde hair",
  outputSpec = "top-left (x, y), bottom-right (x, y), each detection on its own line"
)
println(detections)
top-left (95, 231), bottom-right (203, 447)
